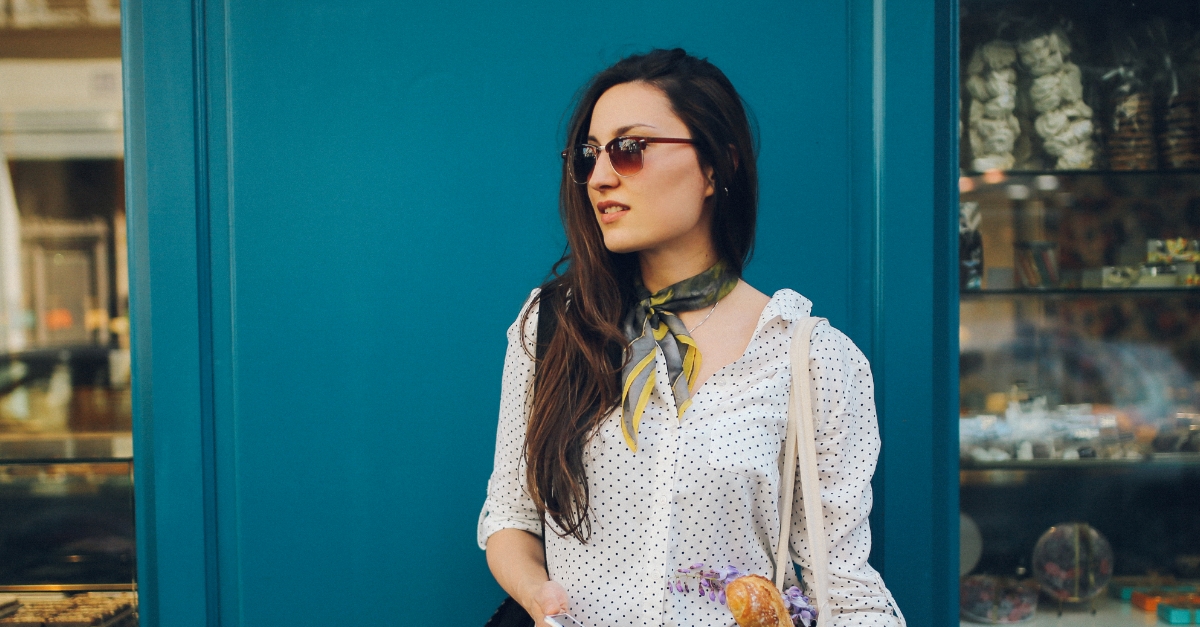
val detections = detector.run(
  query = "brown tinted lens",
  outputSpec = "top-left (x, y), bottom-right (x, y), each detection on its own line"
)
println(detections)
top-left (608, 137), bottom-right (644, 176)
top-left (568, 145), bottom-right (598, 184)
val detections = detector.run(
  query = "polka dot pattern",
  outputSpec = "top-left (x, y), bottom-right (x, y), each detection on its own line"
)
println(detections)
top-left (479, 289), bottom-right (904, 627)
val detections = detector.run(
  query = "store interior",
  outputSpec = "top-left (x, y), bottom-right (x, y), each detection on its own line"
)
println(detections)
top-left (959, 0), bottom-right (1200, 624)
top-left (0, 1), bottom-right (136, 624)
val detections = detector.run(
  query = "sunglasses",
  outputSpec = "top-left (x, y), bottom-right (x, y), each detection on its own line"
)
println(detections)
top-left (561, 136), bottom-right (694, 184)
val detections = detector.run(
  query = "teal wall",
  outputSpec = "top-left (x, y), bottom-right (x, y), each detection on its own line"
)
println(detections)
top-left (123, 0), bottom-right (957, 625)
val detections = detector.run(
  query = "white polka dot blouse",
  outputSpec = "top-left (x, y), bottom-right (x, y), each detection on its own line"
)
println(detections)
top-left (478, 289), bottom-right (904, 627)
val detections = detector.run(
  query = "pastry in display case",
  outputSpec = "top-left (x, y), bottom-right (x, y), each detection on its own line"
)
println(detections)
top-left (960, 0), bottom-right (1200, 623)
top-left (0, 593), bottom-right (137, 626)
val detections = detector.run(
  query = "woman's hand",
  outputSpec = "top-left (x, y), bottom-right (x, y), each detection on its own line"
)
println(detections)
top-left (523, 579), bottom-right (569, 627)
top-left (486, 529), bottom-right (569, 627)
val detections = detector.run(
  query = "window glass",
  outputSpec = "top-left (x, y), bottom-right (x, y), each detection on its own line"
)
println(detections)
top-left (0, 6), bottom-right (134, 607)
top-left (959, 1), bottom-right (1200, 623)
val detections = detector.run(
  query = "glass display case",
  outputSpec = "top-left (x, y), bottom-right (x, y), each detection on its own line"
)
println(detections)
top-left (0, 11), bottom-right (136, 622)
top-left (959, 0), bottom-right (1200, 624)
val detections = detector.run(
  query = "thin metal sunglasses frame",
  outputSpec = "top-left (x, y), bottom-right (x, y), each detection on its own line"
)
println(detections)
top-left (562, 135), bottom-right (695, 183)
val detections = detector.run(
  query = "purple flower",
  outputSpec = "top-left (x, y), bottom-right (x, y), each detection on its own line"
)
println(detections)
top-left (717, 565), bottom-right (742, 583)
top-left (781, 585), bottom-right (817, 627)
top-left (671, 564), bottom-right (818, 627)
top-left (670, 562), bottom-right (754, 611)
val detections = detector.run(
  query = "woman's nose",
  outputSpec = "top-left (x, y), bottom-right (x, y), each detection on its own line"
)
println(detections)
top-left (588, 150), bottom-right (620, 190)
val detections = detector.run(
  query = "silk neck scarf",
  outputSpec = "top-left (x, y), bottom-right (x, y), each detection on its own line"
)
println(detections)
top-left (619, 260), bottom-right (740, 452)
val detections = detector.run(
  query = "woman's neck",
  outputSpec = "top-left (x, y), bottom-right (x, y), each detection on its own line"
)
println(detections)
top-left (638, 244), bottom-right (720, 293)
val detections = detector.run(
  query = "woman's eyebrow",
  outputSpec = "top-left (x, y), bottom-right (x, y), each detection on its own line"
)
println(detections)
top-left (587, 123), bottom-right (658, 143)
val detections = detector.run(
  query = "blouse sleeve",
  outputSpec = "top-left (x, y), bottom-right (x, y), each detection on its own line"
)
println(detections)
top-left (787, 321), bottom-right (904, 626)
top-left (476, 289), bottom-right (543, 549)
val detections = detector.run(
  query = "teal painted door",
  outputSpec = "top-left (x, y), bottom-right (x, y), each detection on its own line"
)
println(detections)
top-left (123, 1), bottom-right (957, 625)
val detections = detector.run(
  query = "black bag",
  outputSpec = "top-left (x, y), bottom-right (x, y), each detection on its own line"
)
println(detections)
top-left (484, 285), bottom-right (560, 627)
top-left (484, 595), bottom-right (535, 627)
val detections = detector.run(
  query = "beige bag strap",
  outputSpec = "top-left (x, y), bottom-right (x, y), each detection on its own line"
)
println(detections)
top-left (774, 316), bottom-right (831, 622)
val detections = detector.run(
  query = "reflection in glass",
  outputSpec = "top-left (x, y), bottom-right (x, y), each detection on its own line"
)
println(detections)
top-left (0, 158), bottom-right (130, 455)
top-left (0, 462), bottom-right (134, 587)
top-left (959, 0), bottom-right (1200, 617)
top-left (0, 31), bottom-right (136, 609)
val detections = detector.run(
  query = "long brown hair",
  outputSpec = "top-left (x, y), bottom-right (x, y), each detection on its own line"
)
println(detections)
top-left (522, 48), bottom-right (759, 542)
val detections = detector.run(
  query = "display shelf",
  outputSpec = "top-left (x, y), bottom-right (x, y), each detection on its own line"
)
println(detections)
top-left (960, 596), bottom-right (1168, 627)
top-left (0, 27), bottom-right (120, 58)
top-left (964, 169), bottom-right (1200, 177)
top-left (961, 454), bottom-right (1200, 471)
top-left (0, 432), bottom-right (132, 462)
top-left (962, 288), bottom-right (1200, 297)
top-left (0, 457), bottom-right (133, 466)
top-left (0, 584), bottom-right (134, 593)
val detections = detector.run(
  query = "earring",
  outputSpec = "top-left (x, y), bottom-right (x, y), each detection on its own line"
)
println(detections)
top-left (723, 186), bottom-right (730, 195)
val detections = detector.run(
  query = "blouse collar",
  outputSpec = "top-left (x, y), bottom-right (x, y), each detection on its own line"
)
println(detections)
top-left (752, 289), bottom-right (813, 338)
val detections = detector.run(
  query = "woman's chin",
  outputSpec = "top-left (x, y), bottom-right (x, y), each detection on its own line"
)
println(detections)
top-left (600, 233), bottom-right (647, 255)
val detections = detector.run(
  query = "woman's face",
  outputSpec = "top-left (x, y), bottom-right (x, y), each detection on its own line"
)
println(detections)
top-left (585, 81), bottom-right (715, 255)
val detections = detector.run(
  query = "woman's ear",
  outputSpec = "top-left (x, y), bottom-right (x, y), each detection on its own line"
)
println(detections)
top-left (703, 164), bottom-right (716, 198)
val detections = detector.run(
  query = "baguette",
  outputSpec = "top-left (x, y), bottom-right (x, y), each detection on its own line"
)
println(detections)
top-left (726, 574), bottom-right (792, 627)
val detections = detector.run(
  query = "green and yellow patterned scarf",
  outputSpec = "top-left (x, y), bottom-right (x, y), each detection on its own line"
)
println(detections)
top-left (619, 261), bottom-right (740, 452)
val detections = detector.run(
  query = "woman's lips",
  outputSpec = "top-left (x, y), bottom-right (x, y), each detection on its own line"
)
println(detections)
top-left (598, 203), bottom-right (629, 224)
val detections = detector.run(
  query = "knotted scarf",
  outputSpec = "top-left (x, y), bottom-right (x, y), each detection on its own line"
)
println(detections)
top-left (619, 261), bottom-right (740, 452)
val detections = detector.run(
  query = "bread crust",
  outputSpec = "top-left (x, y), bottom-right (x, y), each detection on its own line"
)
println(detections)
top-left (725, 574), bottom-right (792, 627)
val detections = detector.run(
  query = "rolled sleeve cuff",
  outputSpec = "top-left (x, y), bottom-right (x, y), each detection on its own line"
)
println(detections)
top-left (477, 499), bottom-right (543, 550)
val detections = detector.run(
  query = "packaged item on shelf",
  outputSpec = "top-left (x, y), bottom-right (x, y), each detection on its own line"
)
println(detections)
top-left (1158, 596), bottom-right (1199, 625)
top-left (1101, 265), bottom-right (1140, 287)
top-left (1152, 414), bottom-right (1200, 453)
top-left (0, 594), bottom-right (137, 627)
top-left (1109, 575), bottom-right (1187, 601)
top-left (1144, 19), bottom-right (1200, 169)
top-left (1032, 523), bottom-right (1113, 603)
top-left (968, 41), bottom-right (1022, 171)
top-left (1139, 264), bottom-right (1180, 287)
top-left (1015, 241), bottom-right (1060, 288)
top-left (973, 401), bottom-right (1151, 462)
top-left (1149, 239), bottom-right (1169, 262)
top-left (1132, 589), bottom-right (1200, 611)
top-left (1108, 91), bottom-right (1158, 169)
top-left (959, 575), bottom-right (1039, 624)
top-left (1104, 33), bottom-right (1158, 170)
top-left (961, 201), bottom-right (984, 290)
top-left (1149, 238), bottom-right (1200, 264)
top-left (962, 412), bottom-right (1005, 460)
top-left (1019, 29), bottom-right (1096, 170)
top-left (1159, 92), bottom-right (1200, 169)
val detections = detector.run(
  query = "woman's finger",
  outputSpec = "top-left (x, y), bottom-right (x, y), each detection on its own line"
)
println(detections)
top-left (536, 580), bottom-right (570, 618)
top-left (541, 580), bottom-right (570, 613)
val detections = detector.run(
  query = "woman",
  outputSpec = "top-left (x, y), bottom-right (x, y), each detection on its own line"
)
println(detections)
top-left (478, 49), bottom-right (904, 627)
